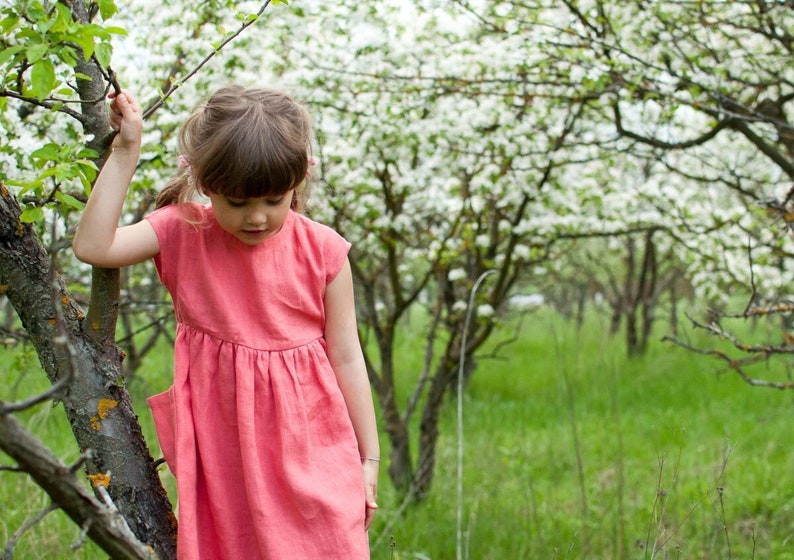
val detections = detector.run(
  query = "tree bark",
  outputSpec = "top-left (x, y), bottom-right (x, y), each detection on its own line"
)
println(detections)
top-left (0, 186), bottom-right (177, 558)
top-left (0, 409), bottom-right (157, 560)
top-left (414, 356), bottom-right (456, 500)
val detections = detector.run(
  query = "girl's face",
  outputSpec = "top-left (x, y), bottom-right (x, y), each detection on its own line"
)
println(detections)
top-left (207, 189), bottom-right (294, 245)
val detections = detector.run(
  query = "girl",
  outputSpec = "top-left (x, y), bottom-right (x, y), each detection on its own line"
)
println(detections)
top-left (73, 87), bottom-right (379, 559)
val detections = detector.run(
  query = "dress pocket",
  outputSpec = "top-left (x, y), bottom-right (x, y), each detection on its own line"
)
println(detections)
top-left (148, 387), bottom-right (177, 471)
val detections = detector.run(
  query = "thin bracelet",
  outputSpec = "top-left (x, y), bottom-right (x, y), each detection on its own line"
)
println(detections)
top-left (361, 457), bottom-right (380, 462)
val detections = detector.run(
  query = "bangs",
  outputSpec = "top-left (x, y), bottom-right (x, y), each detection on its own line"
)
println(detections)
top-left (209, 168), bottom-right (298, 200)
top-left (198, 143), bottom-right (307, 199)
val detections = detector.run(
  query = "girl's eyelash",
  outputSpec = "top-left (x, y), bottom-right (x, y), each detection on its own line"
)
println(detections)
top-left (226, 196), bottom-right (284, 207)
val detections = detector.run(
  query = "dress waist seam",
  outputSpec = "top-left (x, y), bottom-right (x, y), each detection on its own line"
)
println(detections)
top-left (176, 322), bottom-right (322, 352)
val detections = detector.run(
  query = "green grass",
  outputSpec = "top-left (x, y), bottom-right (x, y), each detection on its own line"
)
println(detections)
top-left (369, 308), bottom-right (794, 559)
top-left (3, 307), bottom-right (794, 559)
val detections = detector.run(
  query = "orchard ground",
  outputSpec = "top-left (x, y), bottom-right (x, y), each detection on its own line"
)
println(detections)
top-left (2, 305), bottom-right (793, 559)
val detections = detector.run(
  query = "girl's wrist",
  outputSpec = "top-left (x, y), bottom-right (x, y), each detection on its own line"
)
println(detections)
top-left (111, 146), bottom-right (141, 159)
top-left (361, 456), bottom-right (380, 463)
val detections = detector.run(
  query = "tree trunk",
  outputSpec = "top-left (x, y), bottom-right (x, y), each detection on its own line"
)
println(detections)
top-left (623, 237), bottom-right (641, 356)
top-left (366, 328), bottom-right (415, 493)
top-left (638, 232), bottom-right (658, 355)
top-left (414, 356), bottom-right (457, 500)
top-left (0, 187), bottom-right (177, 559)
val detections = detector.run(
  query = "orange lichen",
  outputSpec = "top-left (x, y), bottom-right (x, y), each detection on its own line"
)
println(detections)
top-left (91, 321), bottom-right (101, 331)
top-left (97, 398), bottom-right (118, 419)
top-left (90, 399), bottom-right (118, 431)
top-left (0, 182), bottom-right (8, 197)
top-left (48, 318), bottom-right (56, 326)
top-left (61, 295), bottom-right (69, 305)
top-left (88, 472), bottom-right (111, 488)
top-left (0, 285), bottom-right (7, 294)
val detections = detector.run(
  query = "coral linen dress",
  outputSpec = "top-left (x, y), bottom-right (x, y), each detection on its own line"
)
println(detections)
top-left (145, 203), bottom-right (369, 560)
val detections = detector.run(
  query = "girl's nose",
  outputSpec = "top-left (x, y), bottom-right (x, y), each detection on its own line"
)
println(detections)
top-left (246, 203), bottom-right (269, 226)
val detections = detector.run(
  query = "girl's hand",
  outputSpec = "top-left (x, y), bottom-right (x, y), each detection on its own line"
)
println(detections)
top-left (108, 90), bottom-right (143, 153)
top-left (362, 458), bottom-right (379, 530)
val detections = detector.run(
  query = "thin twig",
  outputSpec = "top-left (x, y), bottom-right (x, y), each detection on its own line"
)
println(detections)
top-left (3, 503), bottom-right (59, 560)
top-left (645, 455), bottom-right (665, 559)
top-left (664, 335), bottom-right (794, 390)
top-left (742, 237), bottom-right (757, 316)
top-left (141, 1), bottom-right (275, 120)
top-left (0, 374), bottom-right (70, 414)
top-left (70, 519), bottom-right (92, 552)
top-left (0, 89), bottom-right (85, 121)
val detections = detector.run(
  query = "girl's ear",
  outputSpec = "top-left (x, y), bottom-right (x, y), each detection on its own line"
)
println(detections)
top-left (289, 188), bottom-right (300, 211)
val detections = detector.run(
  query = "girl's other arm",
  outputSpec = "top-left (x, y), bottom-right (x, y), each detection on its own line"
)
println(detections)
top-left (72, 90), bottom-right (159, 268)
top-left (324, 258), bottom-right (380, 529)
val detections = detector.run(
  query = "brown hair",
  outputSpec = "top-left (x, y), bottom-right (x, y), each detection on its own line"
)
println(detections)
top-left (156, 86), bottom-right (313, 211)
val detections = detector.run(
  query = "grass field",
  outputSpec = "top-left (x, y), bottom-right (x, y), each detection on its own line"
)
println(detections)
top-left (2, 306), bottom-right (794, 559)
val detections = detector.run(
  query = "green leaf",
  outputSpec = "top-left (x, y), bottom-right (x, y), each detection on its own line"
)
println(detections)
top-left (26, 42), bottom-right (49, 63)
top-left (97, 0), bottom-right (119, 20)
top-left (59, 46), bottom-right (79, 67)
top-left (31, 143), bottom-right (60, 165)
top-left (94, 41), bottom-right (112, 68)
top-left (16, 29), bottom-right (39, 40)
top-left (0, 45), bottom-right (24, 67)
top-left (77, 147), bottom-right (99, 160)
top-left (104, 26), bottom-right (127, 36)
top-left (19, 206), bottom-right (45, 223)
top-left (55, 191), bottom-right (84, 210)
top-left (30, 58), bottom-right (55, 100)
top-left (72, 30), bottom-right (95, 58)
top-left (0, 15), bottom-right (20, 34)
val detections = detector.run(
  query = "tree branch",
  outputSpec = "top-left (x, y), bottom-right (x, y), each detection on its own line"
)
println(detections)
top-left (0, 90), bottom-right (86, 121)
top-left (141, 0), bottom-right (276, 120)
top-left (0, 413), bottom-right (157, 560)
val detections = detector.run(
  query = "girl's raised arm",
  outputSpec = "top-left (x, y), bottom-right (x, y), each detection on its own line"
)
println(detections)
top-left (72, 90), bottom-right (159, 268)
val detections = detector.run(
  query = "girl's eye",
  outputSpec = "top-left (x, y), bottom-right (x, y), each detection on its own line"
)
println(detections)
top-left (226, 198), bottom-right (247, 208)
top-left (266, 197), bottom-right (285, 206)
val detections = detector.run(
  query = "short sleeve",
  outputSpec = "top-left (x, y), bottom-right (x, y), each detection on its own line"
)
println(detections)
top-left (323, 230), bottom-right (351, 286)
top-left (144, 203), bottom-right (207, 289)
top-left (291, 214), bottom-right (350, 287)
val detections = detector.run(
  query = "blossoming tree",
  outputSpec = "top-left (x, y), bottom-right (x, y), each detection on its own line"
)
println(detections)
top-left (1, 0), bottom-right (792, 556)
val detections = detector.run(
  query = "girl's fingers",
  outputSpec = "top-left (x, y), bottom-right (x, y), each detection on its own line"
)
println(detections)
top-left (364, 501), bottom-right (377, 530)
top-left (109, 90), bottom-right (141, 118)
top-left (108, 90), bottom-right (143, 133)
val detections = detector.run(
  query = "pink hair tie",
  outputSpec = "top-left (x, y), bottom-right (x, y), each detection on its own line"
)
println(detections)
top-left (177, 154), bottom-right (191, 171)
top-left (306, 156), bottom-right (316, 177)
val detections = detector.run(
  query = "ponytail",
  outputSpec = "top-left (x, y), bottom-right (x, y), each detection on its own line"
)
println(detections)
top-left (155, 174), bottom-right (191, 209)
